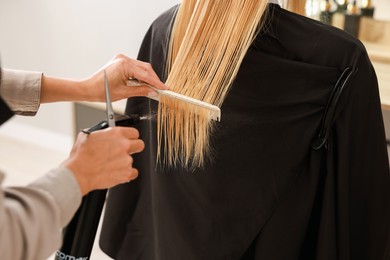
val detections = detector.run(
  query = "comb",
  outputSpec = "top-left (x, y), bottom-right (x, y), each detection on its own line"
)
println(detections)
top-left (127, 78), bottom-right (221, 121)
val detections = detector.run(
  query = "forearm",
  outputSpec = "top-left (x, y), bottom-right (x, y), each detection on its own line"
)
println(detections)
top-left (0, 168), bottom-right (82, 260)
top-left (1, 56), bottom-right (166, 107)
top-left (0, 68), bottom-right (96, 105)
top-left (40, 76), bottom-right (91, 103)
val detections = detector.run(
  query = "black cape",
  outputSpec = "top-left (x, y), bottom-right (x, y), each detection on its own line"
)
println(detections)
top-left (100, 4), bottom-right (390, 260)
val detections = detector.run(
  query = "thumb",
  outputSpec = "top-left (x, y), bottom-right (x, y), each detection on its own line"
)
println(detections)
top-left (126, 86), bottom-right (159, 98)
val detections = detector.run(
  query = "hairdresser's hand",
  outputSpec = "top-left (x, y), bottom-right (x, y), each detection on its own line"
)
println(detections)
top-left (84, 54), bottom-right (167, 102)
top-left (61, 127), bottom-right (145, 196)
top-left (40, 54), bottom-right (167, 103)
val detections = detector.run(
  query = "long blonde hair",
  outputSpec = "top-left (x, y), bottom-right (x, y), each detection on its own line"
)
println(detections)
top-left (158, 0), bottom-right (269, 169)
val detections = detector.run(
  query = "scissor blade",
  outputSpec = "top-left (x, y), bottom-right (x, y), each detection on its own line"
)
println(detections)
top-left (104, 70), bottom-right (116, 127)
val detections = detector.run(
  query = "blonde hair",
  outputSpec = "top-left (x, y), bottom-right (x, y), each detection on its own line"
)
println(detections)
top-left (158, 0), bottom-right (269, 169)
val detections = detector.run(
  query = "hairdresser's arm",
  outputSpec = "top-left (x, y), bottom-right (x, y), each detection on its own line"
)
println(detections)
top-left (0, 168), bottom-right (81, 260)
top-left (0, 54), bottom-right (166, 114)
top-left (0, 126), bottom-right (144, 260)
top-left (40, 54), bottom-right (166, 103)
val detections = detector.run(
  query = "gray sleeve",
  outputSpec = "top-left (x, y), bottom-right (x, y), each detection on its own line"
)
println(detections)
top-left (0, 167), bottom-right (82, 260)
top-left (0, 68), bottom-right (42, 116)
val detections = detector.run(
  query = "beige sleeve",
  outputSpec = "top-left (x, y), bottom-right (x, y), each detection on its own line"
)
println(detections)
top-left (0, 68), bottom-right (42, 115)
top-left (0, 167), bottom-right (82, 260)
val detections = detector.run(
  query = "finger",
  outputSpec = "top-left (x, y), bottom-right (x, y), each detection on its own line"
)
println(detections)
top-left (124, 85), bottom-right (159, 98)
top-left (126, 139), bottom-right (145, 154)
top-left (127, 168), bottom-right (139, 182)
top-left (122, 157), bottom-right (138, 182)
top-left (116, 127), bottom-right (140, 140)
top-left (104, 127), bottom-right (140, 140)
top-left (128, 60), bottom-right (167, 90)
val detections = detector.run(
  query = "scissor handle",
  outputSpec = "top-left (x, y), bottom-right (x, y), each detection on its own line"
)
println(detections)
top-left (81, 115), bottom-right (141, 134)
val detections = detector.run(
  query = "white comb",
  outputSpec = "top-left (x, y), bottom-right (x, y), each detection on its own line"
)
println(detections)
top-left (127, 78), bottom-right (221, 121)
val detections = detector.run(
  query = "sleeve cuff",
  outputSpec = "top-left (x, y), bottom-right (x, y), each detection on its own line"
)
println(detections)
top-left (0, 68), bottom-right (42, 116)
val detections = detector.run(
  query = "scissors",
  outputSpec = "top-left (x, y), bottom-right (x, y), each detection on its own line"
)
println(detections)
top-left (104, 70), bottom-right (116, 128)
top-left (82, 70), bottom-right (142, 134)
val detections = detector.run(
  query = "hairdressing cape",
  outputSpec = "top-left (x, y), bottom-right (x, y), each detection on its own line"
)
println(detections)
top-left (100, 4), bottom-right (390, 260)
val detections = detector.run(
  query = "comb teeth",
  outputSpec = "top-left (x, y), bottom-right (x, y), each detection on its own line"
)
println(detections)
top-left (127, 79), bottom-right (221, 121)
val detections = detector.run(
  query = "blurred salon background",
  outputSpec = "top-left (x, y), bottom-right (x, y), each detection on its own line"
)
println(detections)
top-left (0, 0), bottom-right (389, 259)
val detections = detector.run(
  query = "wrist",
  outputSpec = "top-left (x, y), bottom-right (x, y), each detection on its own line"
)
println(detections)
top-left (41, 76), bottom-right (88, 103)
top-left (62, 160), bottom-right (90, 196)
top-left (79, 77), bottom-right (104, 102)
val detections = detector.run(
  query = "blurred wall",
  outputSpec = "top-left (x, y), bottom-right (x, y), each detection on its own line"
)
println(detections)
top-left (374, 0), bottom-right (390, 20)
top-left (0, 0), bottom-right (178, 151)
